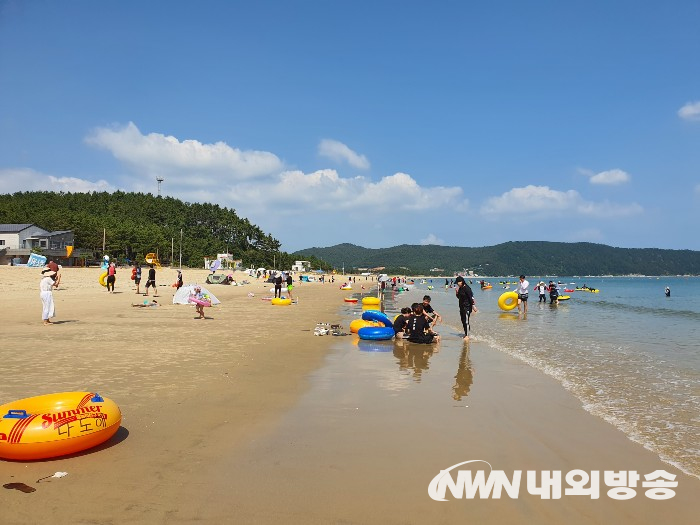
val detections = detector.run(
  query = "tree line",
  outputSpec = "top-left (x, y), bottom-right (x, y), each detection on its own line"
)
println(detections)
top-left (0, 191), bottom-right (330, 271)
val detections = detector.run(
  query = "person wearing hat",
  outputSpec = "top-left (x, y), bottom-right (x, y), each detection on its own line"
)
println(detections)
top-left (39, 269), bottom-right (57, 325)
top-left (455, 276), bottom-right (476, 341)
top-left (274, 272), bottom-right (283, 298)
top-left (537, 281), bottom-right (547, 303)
top-left (46, 260), bottom-right (62, 289)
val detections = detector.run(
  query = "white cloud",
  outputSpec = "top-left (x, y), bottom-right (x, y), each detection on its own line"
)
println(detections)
top-left (318, 139), bottom-right (370, 170)
top-left (85, 122), bottom-right (283, 185)
top-left (480, 185), bottom-right (642, 219)
top-left (224, 170), bottom-right (468, 215)
top-left (678, 101), bottom-right (700, 121)
top-left (77, 123), bottom-right (469, 222)
top-left (420, 233), bottom-right (445, 245)
top-left (0, 168), bottom-right (113, 193)
top-left (589, 169), bottom-right (630, 185)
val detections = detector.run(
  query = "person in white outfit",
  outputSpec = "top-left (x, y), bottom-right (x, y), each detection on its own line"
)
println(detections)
top-left (40, 271), bottom-right (57, 325)
top-left (516, 274), bottom-right (530, 314)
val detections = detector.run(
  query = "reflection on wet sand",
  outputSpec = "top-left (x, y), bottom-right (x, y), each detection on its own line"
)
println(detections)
top-left (393, 340), bottom-right (436, 381)
top-left (452, 345), bottom-right (474, 401)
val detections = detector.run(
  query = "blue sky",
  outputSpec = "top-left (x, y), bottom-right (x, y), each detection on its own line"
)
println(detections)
top-left (1, 0), bottom-right (699, 252)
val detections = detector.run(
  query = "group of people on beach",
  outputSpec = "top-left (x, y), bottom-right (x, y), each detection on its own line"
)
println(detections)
top-left (129, 261), bottom-right (159, 296)
top-left (273, 272), bottom-right (294, 300)
top-left (392, 282), bottom-right (478, 344)
top-left (37, 259), bottom-right (181, 324)
top-left (392, 298), bottom-right (441, 344)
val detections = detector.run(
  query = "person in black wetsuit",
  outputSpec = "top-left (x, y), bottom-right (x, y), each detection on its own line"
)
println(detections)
top-left (455, 276), bottom-right (477, 341)
top-left (548, 280), bottom-right (559, 304)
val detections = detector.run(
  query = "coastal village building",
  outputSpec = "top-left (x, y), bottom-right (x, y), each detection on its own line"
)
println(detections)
top-left (0, 223), bottom-right (77, 266)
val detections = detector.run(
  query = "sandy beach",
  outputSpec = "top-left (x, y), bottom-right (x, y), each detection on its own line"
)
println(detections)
top-left (1, 266), bottom-right (698, 524)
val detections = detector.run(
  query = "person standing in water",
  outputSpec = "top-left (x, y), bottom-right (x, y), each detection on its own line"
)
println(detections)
top-left (516, 275), bottom-right (530, 314)
top-left (665, 286), bottom-right (671, 297)
top-left (455, 276), bottom-right (476, 341)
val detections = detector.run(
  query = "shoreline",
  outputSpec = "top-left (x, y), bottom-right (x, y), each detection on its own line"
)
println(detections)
top-left (1, 266), bottom-right (698, 524)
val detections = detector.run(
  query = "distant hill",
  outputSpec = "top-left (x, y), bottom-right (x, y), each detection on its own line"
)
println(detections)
top-left (293, 242), bottom-right (700, 276)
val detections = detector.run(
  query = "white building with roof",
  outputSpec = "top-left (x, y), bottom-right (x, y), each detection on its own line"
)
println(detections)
top-left (0, 224), bottom-right (76, 265)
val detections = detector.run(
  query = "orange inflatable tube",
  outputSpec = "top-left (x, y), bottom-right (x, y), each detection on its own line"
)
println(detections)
top-left (0, 392), bottom-right (121, 461)
top-left (349, 319), bottom-right (381, 333)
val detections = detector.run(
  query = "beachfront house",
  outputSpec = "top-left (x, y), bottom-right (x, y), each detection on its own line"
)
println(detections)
top-left (0, 223), bottom-right (76, 265)
top-left (291, 260), bottom-right (311, 272)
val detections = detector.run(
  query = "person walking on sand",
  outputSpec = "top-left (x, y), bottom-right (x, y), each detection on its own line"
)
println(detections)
top-left (176, 269), bottom-right (183, 290)
top-left (106, 261), bottom-right (117, 293)
top-left (455, 276), bottom-right (477, 341)
top-left (516, 275), bottom-right (529, 314)
top-left (144, 264), bottom-right (157, 296)
top-left (192, 286), bottom-right (206, 319)
top-left (39, 269), bottom-right (57, 325)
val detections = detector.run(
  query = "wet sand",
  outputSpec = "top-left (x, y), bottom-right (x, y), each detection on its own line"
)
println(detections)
top-left (1, 267), bottom-right (698, 524)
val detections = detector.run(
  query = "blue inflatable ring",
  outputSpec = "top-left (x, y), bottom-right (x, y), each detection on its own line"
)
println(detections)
top-left (358, 326), bottom-right (395, 341)
top-left (361, 310), bottom-right (393, 327)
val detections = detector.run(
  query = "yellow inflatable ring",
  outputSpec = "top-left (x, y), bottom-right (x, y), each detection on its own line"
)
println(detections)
top-left (0, 392), bottom-right (121, 460)
top-left (271, 297), bottom-right (292, 306)
top-left (349, 319), bottom-right (379, 333)
top-left (362, 296), bottom-right (381, 305)
top-left (498, 291), bottom-right (519, 311)
top-left (99, 271), bottom-right (108, 287)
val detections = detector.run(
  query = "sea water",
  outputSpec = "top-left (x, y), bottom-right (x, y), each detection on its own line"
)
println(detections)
top-left (383, 276), bottom-right (700, 479)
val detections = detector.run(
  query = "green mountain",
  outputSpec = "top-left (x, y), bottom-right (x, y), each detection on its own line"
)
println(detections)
top-left (293, 242), bottom-right (700, 276)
